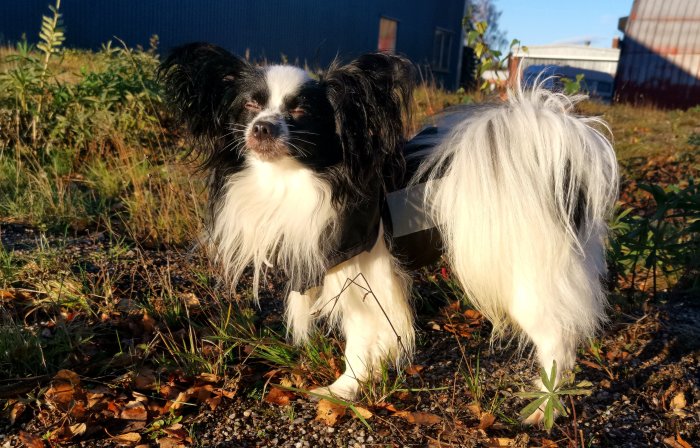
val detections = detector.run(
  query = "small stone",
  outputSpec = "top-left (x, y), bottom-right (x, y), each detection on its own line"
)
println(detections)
top-left (243, 410), bottom-right (252, 417)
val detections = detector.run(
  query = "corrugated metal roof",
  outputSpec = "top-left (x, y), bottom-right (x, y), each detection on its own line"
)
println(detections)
top-left (615, 0), bottom-right (700, 108)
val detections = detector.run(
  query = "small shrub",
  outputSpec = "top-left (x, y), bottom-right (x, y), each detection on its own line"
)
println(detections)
top-left (609, 180), bottom-right (700, 296)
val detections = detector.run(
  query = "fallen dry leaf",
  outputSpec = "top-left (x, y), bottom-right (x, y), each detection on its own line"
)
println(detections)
top-left (195, 384), bottom-right (214, 403)
top-left (141, 312), bottom-right (157, 334)
top-left (167, 390), bottom-right (192, 412)
top-left (291, 373), bottom-right (306, 389)
top-left (486, 438), bottom-right (515, 448)
top-left (157, 437), bottom-right (187, 448)
top-left (442, 323), bottom-right (475, 337)
top-left (134, 368), bottom-right (157, 390)
top-left (670, 392), bottom-right (686, 410)
top-left (405, 364), bottom-right (425, 375)
top-left (111, 432), bottom-right (142, 446)
top-left (316, 399), bottom-right (346, 426)
top-left (45, 372), bottom-right (87, 417)
top-left (68, 422), bottom-right (87, 437)
top-left (478, 412), bottom-right (496, 430)
top-left (218, 386), bottom-right (236, 399)
top-left (180, 292), bottom-right (201, 309)
top-left (45, 379), bottom-right (75, 407)
top-left (205, 394), bottom-right (222, 411)
top-left (394, 410), bottom-right (441, 425)
top-left (663, 434), bottom-right (693, 448)
top-left (197, 372), bottom-right (219, 383)
top-left (265, 386), bottom-right (294, 406)
top-left (464, 309), bottom-right (482, 320)
top-left (119, 400), bottom-right (148, 432)
top-left (54, 369), bottom-right (81, 386)
top-left (467, 403), bottom-right (482, 417)
top-left (164, 424), bottom-right (189, 440)
top-left (10, 401), bottom-right (26, 425)
top-left (121, 400), bottom-right (147, 421)
top-left (353, 406), bottom-right (374, 420)
top-left (540, 438), bottom-right (559, 448)
top-left (580, 359), bottom-right (603, 371)
top-left (19, 431), bottom-right (45, 448)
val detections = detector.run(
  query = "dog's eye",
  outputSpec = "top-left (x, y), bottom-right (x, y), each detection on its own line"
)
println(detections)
top-left (245, 101), bottom-right (262, 112)
top-left (289, 108), bottom-right (305, 118)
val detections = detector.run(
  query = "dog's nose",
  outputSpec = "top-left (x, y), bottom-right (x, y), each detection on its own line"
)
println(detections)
top-left (252, 121), bottom-right (280, 140)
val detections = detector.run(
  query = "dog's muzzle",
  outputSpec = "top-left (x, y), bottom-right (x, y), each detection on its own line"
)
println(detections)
top-left (246, 119), bottom-right (288, 160)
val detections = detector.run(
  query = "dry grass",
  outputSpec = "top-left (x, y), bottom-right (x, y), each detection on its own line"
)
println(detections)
top-left (580, 100), bottom-right (700, 160)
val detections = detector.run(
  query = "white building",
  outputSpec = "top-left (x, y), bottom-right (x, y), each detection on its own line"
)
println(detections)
top-left (510, 44), bottom-right (621, 77)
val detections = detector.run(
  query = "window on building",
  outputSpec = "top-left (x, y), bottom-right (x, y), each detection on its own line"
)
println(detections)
top-left (596, 81), bottom-right (612, 94)
top-left (378, 17), bottom-right (398, 53)
top-left (432, 29), bottom-right (453, 71)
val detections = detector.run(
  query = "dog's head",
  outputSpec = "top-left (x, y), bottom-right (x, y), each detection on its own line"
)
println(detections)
top-left (159, 43), bottom-right (415, 200)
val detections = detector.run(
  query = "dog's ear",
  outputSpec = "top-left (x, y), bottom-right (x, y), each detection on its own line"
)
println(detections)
top-left (322, 53), bottom-right (415, 193)
top-left (158, 43), bottom-right (250, 139)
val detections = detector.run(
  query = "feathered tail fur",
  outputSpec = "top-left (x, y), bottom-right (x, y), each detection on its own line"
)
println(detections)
top-left (416, 85), bottom-right (618, 367)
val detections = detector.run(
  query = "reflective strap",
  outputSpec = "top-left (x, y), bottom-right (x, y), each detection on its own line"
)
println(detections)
top-left (385, 181), bottom-right (436, 238)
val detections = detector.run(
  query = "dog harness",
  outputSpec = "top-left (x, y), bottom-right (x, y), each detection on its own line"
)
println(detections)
top-left (327, 125), bottom-right (445, 271)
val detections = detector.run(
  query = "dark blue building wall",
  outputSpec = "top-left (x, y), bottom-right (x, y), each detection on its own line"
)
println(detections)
top-left (0, 1), bottom-right (466, 89)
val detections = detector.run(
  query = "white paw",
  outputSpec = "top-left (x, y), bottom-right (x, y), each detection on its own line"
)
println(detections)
top-left (308, 374), bottom-right (360, 401)
top-left (521, 399), bottom-right (562, 426)
top-left (522, 407), bottom-right (545, 425)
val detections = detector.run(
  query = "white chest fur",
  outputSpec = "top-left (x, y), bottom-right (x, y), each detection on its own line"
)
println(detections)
top-left (211, 158), bottom-right (337, 297)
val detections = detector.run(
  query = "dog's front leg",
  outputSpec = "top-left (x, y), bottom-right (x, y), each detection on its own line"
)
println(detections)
top-left (285, 288), bottom-right (321, 345)
top-left (309, 225), bottom-right (415, 401)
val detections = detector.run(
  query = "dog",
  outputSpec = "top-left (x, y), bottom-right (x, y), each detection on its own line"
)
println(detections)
top-left (159, 43), bottom-right (618, 423)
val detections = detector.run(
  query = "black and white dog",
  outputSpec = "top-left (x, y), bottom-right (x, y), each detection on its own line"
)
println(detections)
top-left (160, 43), bottom-right (618, 423)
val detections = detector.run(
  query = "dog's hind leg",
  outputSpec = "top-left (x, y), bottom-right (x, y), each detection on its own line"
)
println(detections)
top-left (310, 224), bottom-right (414, 400)
top-left (509, 233), bottom-right (607, 424)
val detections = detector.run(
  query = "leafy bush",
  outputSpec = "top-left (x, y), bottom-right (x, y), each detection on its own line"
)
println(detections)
top-left (609, 180), bottom-right (700, 296)
top-left (0, 1), bottom-right (201, 243)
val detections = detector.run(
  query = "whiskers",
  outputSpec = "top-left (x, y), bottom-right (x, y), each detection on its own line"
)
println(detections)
top-left (218, 123), bottom-right (320, 159)
top-left (285, 130), bottom-right (317, 157)
top-left (221, 125), bottom-right (248, 156)
top-left (285, 138), bottom-right (311, 157)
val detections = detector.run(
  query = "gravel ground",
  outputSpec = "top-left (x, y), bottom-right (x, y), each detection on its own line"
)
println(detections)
top-left (0, 222), bottom-right (698, 447)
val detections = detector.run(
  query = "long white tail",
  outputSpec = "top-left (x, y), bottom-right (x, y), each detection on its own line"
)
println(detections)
top-left (414, 86), bottom-right (618, 362)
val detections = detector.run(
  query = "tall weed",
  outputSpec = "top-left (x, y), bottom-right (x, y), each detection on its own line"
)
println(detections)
top-left (0, 1), bottom-right (201, 244)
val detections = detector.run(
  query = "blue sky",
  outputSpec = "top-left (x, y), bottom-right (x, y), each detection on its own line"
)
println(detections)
top-left (497, 0), bottom-right (634, 48)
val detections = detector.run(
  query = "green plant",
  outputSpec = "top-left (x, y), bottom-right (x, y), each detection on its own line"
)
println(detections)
top-left (585, 339), bottom-right (615, 380)
top-left (688, 132), bottom-right (700, 147)
top-left (0, 244), bottom-right (18, 286)
top-left (359, 361), bottom-right (408, 405)
top-left (464, 13), bottom-right (525, 92)
top-left (515, 361), bottom-right (592, 431)
top-left (0, 315), bottom-right (89, 379)
top-left (561, 73), bottom-right (585, 95)
top-left (33, 0), bottom-right (65, 143)
top-left (145, 411), bottom-right (183, 440)
top-left (609, 180), bottom-right (700, 296)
